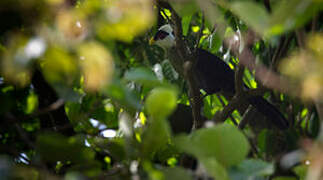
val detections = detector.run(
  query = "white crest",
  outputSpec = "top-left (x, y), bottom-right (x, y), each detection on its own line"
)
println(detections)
top-left (155, 24), bottom-right (175, 49)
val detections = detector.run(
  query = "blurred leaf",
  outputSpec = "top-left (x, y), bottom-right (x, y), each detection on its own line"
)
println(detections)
top-left (42, 47), bottom-right (78, 84)
top-left (145, 87), bottom-right (178, 119)
top-left (24, 92), bottom-right (38, 114)
top-left (56, 10), bottom-right (87, 42)
top-left (124, 67), bottom-right (161, 87)
top-left (230, 1), bottom-right (269, 36)
top-left (175, 124), bottom-right (250, 167)
top-left (78, 42), bottom-right (114, 91)
top-left (161, 166), bottom-right (193, 180)
top-left (200, 157), bottom-right (229, 180)
top-left (293, 164), bottom-right (307, 180)
top-left (141, 117), bottom-right (171, 159)
top-left (279, 33), bottom-right (323, 101)
top-left (229, 159), bottom-right (274, 180)
top-left (96, 0), bottom-right (155, 42)
top-left (42, 46), bottom-right (81, 101)
top-left (104, 80), bottom-right (141, 113)
top-left (1, 35), bottom-right (33, 86)
top-left (170, 0), bottom-right (199, 18)
top-left (269, 0), bottom-right (322, 36)
top-left (197, 0), bottom-right (228, 37)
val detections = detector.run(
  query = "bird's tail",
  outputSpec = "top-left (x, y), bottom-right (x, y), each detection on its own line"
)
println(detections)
top-left (247, 96), bottom-right (289, 130)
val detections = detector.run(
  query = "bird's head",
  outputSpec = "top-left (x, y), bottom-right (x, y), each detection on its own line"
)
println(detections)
top-left (149, 24), bottom-right (175, 49)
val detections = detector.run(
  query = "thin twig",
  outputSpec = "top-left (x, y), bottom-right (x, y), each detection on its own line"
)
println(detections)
top-left (31, 99), bottom-right (65, 118)
top-left (238, 105), bottom-right (253, 129)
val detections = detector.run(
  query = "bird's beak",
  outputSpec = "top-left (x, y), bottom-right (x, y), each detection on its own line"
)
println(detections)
top-left (149, 37), bottom-right (155, 45)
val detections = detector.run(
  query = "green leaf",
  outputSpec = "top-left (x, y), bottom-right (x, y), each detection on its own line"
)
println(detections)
top-left (268, 0), bottom-right (322, 36)
top-left (182, 15), bottom-right (192, 36)
top-left (145, 87), bottom-right (178, 119)
top-left (293, 164), bottom-right (308, 180)
top-left (170, 0), bottom-right (199, 18)
top-left (230, 1), bottom-right (270, 36)
top-left (200, 157), bottom-right (229, 180)
top-left (175, 124), bottom-right (250, 167)
top-left (24, 92), bottom-right (38, 114)
top-left (104, 79), bottom-right (142, 113)
top-left (229, 159), bottom-right (274, 180)
top-left (42, 47), bottom-right (82, 102)
top-left (124, 67), bottom-right (161, 87)
top-left (161, 167), bottom-right (193, 180)
top-left (141, 117), bottom-right (171, 159)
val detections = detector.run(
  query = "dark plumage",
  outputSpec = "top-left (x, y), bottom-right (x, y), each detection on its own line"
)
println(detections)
top-left (195, 49), bottom-right (288, 129)
top-left (152, 24), bottom-right (289, 130)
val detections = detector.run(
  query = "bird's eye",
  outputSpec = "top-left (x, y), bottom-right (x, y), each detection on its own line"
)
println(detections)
top-left (154, 30), bottom-right (169, 40)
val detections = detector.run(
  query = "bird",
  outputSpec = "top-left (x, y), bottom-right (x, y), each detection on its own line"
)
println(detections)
top-left (150, 24), bottom-right (289, 130)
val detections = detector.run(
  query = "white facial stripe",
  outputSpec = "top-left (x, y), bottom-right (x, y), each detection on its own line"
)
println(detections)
top-left (154, 24), bottom-right (175, 48)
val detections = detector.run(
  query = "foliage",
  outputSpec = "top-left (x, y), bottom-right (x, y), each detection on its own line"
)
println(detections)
top-left (0, 0), bottom-right (322, 179)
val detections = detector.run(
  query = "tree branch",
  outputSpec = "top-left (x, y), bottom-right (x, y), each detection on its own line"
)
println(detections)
top-left (235, 64), bottom-right (245, 95)
top-left (156, 0), bottom-right (204, 129)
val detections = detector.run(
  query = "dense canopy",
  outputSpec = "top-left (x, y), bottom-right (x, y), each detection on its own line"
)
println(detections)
top-left (0, 0), bottom-right (322, 179)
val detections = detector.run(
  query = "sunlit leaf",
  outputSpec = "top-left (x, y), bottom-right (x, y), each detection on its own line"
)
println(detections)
top-left (56, 10), bottom-right (88, 41)
top-left (78, 42), bottom-right (114, 91)
top-left (96, 0), bottom-right (155, 42)
top-left (42, 47), bottom-right (78, 84)
top-left (279, 33), bottom-right (323, 101)
top-left (200, 157), bottom-right (230, 180)
top-left (25, 92), bottom-right (38, 114)
top-left (182, 15), bottom-right (192, 36)
top-left (42, 46), bottom-right (82, 101)
top-left (1, 35), bottom-right (33, 86)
